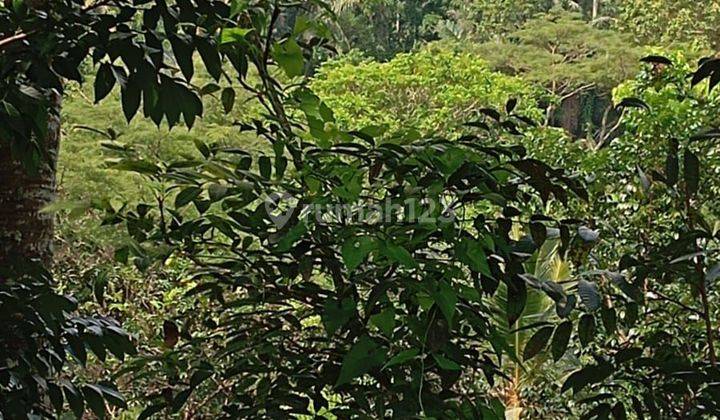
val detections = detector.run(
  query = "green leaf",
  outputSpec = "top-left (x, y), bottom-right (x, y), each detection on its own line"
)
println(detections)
top-left (432, 353), bottom-right (461, 371)
top-left (63, 381), bottom-right (84, 418)
top-left (200, 83), bottom-right (221, 95)
top-left (94, 384), bottom-right (126, 409)
top-left (578, 279), bottom-right (601, 311)
top-left (336, 336), bottom-right (387, 386)
top-left (221, 87), bottom-right (235, 113)
top-left (172, 388), bottom-right (193, 413)
top-left (683, 150), bottom-right (700, 196)
top-left (600, 307), bottom-right (617, 333)
top-left (175, 186), bottom-right (202, 208)
top-left (220, 27), bottom-right (252, 45)
top-left (341, 236), bottom-right (376, 271)
top-left (170, 34), bottom-right (194, 81)
top-left (190, 369), bottom-right (214, 388)
top-left (258, 155), bottom-right (271, 179)
top-left (506, 277), bottom-right (527, 326)
top-left (83, 384), bottom-right (106, 419)
top-left (611, 402), bottom-right (627, 420)
top-left (274, 222), bottom-right (307, 252)
top-left (48, 382), bottom-right (64, 412)
top-left (382, 242), bottom-right (417, 268)
top-left (530, 222), bottom-right (547, 246)
top-left (369, 306), bottom-right (395, 336)
top-left (562, 363), bottom-right (613, 394)
top-left (138, 404), bottom-right (166, 420)
top-left (382, 348), bottom-right (419, 369)
top-left (551, 321), bottom-right (572, 361)
top-left (578, 314), bottom-right (596, 347)
top-left (196, 38), bottom-right (222, 81)
top-left (437, 147), bottom-right (466, 176)
top-left (94, 63), bottom-right (115, 103)
top-left (208, 183), bottom-right (228, 202)
top-left (121, 79), bottom-right (141, 123)
top-left (275, 156), bottom-right (287, 180)
top-left (322, 297), bottom-right (355, 336)
top-left (431, 280), bottom-right (457, 323)
top-left (614, 347), bottom-right (643, 364)
top-left (194, 139), bottom-right (211, 158)
top-left (523, 326), bottom-right (554, 361)
top-left (623, 302), bottom-right (638, 327)
top-left (456, 237), bottom-right (491, 276)
top-left (273, 39), bottom-right (304, 78)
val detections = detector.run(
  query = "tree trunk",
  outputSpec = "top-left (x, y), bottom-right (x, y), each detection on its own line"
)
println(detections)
top-left (560, 93), bottom-right (582, 138)
top-left (0, 90), bottom-right (61, 267)
top-left (592, 0), bottom-right (599, 19)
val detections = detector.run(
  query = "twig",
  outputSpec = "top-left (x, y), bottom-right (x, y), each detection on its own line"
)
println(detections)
top-left (647, 288), bottom-right (704, 317)
top-left (0, 32), bottom-right (30, 49)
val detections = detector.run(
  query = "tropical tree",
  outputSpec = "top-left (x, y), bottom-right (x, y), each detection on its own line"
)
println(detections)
top-left (0, 0), bottom-right (332, 416)
top-left (470, 11), bottom-right (642, 137)
top-left (102, 47), bottom-right (596, 417)
top-left (311, 48), bottom-right (543, 136)
top-left (330, 0), bottom-right (447, 59)
top-left (555, 56), bottom-right (720, 418)
top-left (616, 0), bottom-right (720, 49)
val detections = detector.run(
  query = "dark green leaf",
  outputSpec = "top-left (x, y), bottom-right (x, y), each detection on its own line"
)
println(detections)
top-left (615, 97), bottom-right (649, 111)
top-left (121, 78), bottom-right (141, 123)
top-left (336, 336), bottom-right (387, 386)
top-left (683, 150), bottom-right (700, 196)
top-left (258, 155), bottom-right (271, 179)
top-left (382, 348), bottom-right (419, 369)
top-left (94, 63), bottom-right (115, 103)
top-left (341, 236), bottom-right (376, 271)
top-left (196, 38), bottom-right (222, 81)
top-left (523, 326), bottom-right (553, 361)
top-left (369, 306), bottom-right (395, 336)
top-left (221, 87), bottom-right (235, 113)
top-left (170, 34), bottom-right (194, 81)
top-left (433, 353), bottom-right (461, 371)
top-left (175, 187), bottom-right (202, 208)
top-left (431, 280), bottom-right (457, 323)
top-left (600, 307), bottom-right (617, 334)
top-left (322, 297), bottom-right (355, 336)
top-left (578, 314), bottom-right (596, 347)
top-left (506, 277), bottom-right (527, 326)
top-left (578, 279), bottom-right (601, 311)
top-left (562, 363), bottom-right (613, 394)
top-left (83, 384), bottom-right (106, 419)
top-left (551, 321), bottom-right (572, 361)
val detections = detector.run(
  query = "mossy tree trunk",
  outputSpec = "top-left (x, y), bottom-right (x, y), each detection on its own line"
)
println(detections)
top-left (0, 91), bottom-right (61, 267)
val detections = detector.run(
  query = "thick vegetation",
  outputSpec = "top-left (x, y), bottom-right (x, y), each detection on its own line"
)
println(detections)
top-left (2, 1), bottom-right (720, 419)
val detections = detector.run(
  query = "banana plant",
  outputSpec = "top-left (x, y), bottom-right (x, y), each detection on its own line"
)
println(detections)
top-left (488, 234), bottom-right (576, 419)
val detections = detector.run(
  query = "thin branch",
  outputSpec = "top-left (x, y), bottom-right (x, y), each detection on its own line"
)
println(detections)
top-left (647, 289), bottom-right (704, 317)
top-left (0, 32), bottom-right (30, 49)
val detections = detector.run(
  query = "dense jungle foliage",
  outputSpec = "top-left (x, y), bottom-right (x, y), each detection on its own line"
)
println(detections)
top-left (2, 0), bottom-right (720, 419)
